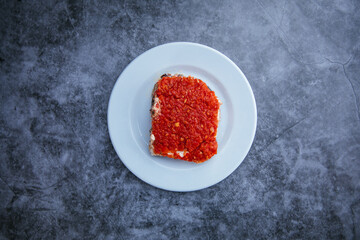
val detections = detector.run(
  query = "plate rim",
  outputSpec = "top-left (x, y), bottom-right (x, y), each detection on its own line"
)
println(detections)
top-left (107, 42), bottom-right (257, 192)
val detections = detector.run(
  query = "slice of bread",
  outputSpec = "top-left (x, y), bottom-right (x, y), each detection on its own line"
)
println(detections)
top-left (149, 74), bottom-right (221, 163)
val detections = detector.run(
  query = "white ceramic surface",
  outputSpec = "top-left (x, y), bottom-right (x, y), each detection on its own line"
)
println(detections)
top-left (107, 42), bottom-right (257, 192)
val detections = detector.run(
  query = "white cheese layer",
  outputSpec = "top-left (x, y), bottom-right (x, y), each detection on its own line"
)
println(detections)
top-left (152, 97), bottom-right (161, 117)
top-left (176, 151), bottom-right (188, 158)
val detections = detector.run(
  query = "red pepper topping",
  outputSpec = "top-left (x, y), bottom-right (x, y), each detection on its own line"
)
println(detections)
top-left (151, 75), bottom-right (221, 163)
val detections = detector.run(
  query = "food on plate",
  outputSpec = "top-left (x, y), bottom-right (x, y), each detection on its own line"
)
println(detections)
top-left (149, 74), bottom-right (221, 163)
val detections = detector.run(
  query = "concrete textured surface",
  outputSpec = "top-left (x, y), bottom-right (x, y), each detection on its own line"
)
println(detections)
top-left (1, 0), bottom-right (360, 239)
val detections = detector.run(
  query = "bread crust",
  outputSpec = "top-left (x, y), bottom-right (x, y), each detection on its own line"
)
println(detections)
top-left (149, 82), bottom-right (159, 156)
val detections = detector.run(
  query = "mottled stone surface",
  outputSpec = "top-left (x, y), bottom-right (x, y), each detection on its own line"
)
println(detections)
top-left (1, 0), bottom-right (359, 239)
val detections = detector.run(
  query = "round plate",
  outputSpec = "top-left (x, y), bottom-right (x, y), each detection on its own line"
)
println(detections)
top-left (108, 42), bottom-right (257, 192)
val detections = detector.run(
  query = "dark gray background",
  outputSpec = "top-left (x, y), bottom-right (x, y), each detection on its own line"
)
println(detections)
top-left (1, 0), bottom-right (359, 239)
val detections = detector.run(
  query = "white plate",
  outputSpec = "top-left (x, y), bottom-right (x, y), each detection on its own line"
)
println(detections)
top-left (108, 42), bottom-right (257, 192)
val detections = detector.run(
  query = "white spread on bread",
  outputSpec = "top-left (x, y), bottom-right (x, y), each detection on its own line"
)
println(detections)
top-left (217, 97), bottom-right (222, 121)
top-left (152, 97), bottom-right (161, 117)
top-left (149, 134), bottom-right (155, 155)
top-left (176, 151), bottom-right (188, 158)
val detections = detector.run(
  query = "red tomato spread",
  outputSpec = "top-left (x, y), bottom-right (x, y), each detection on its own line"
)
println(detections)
top-left (150, 74), bottom-right (221, 163)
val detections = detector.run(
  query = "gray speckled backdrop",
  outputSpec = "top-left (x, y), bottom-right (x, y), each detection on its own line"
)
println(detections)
top-left (1, 0), bottom-right (359, 239)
